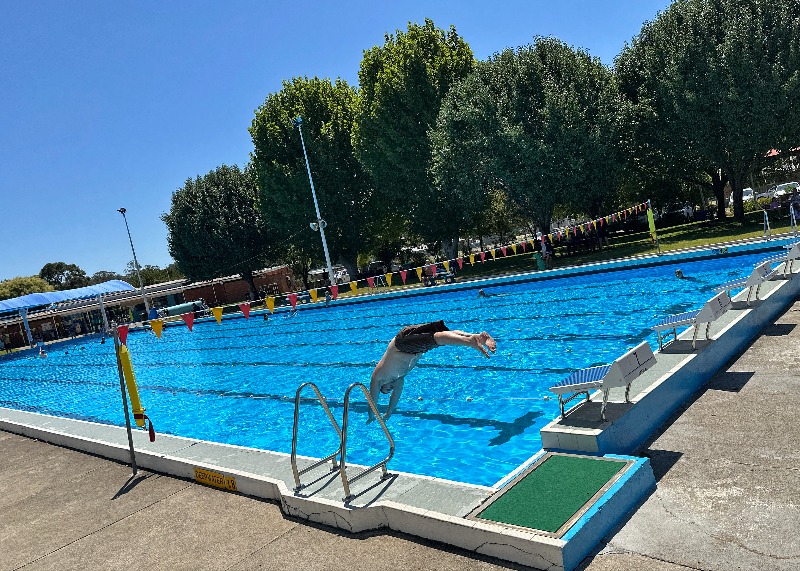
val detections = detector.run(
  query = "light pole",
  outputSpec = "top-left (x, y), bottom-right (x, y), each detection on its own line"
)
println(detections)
top-left (117, 208), bottom-right (151, 315)
top-left (291, 116), bottom-right (335, 286)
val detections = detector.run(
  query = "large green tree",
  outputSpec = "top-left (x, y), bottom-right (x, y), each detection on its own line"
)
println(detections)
top-left (250, 76), bottom-right (370, 283)
top-left (431, 38), bottom-right (625, 233)
top-left (0, 276), bottom-right (54, 301)
top-left (616, 0), bottom-right (800, 221)
top-left (38, 262), bottom-right (90, 290)
top-left (162, 164), bottom-right (271, 296)
top-left (353, 19), bottom-right (474, 255)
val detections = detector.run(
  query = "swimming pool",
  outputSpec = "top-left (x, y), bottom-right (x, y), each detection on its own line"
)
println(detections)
top-left (0, 251), bottom-right (772, 486)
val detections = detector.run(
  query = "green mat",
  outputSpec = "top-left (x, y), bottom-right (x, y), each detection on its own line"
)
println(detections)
top-left (476, 455), bottom-right (627, 533)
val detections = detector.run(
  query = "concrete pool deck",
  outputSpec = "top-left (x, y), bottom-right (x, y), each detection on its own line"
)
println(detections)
top-left (4, 240), bottom-right (800, 570)
top-left (4, 292), bottom-right (800, 569)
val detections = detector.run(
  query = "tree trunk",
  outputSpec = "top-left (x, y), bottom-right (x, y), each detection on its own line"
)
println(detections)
top-left (728, 170), bottom-right (748, 223)
top-left (443, 237), bottom-right (459, 260)
top-left (710, 170), bottom-right (729, 220)
top-left (241, 269), bottom-right (257, 300)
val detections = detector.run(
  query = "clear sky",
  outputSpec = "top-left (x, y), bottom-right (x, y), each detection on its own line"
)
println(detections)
top-left (0, 0), bottom-right (672, 282)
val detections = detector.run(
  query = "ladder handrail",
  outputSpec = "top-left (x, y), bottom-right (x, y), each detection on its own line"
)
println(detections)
top-left (339, 382), bottom-right (395, 501)
top-left (290, 382), bottom-right (342, 491)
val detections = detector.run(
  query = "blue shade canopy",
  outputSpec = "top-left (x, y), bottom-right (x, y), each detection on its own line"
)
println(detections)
top-left (0, 280), bottom-right (136, 314)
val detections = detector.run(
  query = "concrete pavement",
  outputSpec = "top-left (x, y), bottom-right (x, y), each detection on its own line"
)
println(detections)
top-left (4, 300), bottom-right (800, 570)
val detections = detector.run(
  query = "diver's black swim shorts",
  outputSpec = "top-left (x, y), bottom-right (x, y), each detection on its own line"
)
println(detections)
top-left (393, 321), bottom-right (449, 355)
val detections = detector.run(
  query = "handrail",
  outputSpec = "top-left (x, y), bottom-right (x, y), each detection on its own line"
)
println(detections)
top-left (339, 382), bottom-right (395, 502)
top-left (290, 382), bottom-right (342, 491)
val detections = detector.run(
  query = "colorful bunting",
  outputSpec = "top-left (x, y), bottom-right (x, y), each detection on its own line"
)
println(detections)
top-left (366, 276), bottom-right (375, 289)
top-left (428, 264), bottom-right (436, 277)
top-left (150, 319), bottom-right (163, 339)
top-left (400, 270), bottom-right (407, 284)
top-left (211, 307), bottom-right (223, 324)
top-left (415, 267), bottom-right (423, 281)
top-left (480, 252), bottom-right (486, 263)
top-left (384, 273), bottom-right (393, 287)
top-left (500, 246), bottom-right (507, 256)
top-left (457, 258), bottom-right (463, 270)
top-left (117, 324), bottom-right (129, 345)
top-left (490, 249), bottom-right (496, 260)
top-left (309, 289), bottom-right (318, 303)
top-left (521, 241), bottom-right (527, 252)
top-left (239, 303), bottom-right (250, 319)
top-left (181, 312), bottom-right (194, 332)
top-left (510, 244), bottom-right (517, 254)
top-left (443, 260), bottom-right (450, 272)
top-left (349, 281), bottom-right (358, 294)
top-left (469, 254), bottom-right (475, 266)
top-left (266, 297), bottom-right (275, 313)
top-left (288, 293), bottom-right (298, 309)
top-left (330, 285), bottom-right (338, 300)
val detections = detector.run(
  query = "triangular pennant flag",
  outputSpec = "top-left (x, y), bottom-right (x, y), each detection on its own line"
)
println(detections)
top-left (211, 307), bottom-right (223, 324)
top-left (612, 213), bottom-right (616, 222)
top-left (469, 254), bottom-right (475, 266)
top-left (549, 234), bottom-right (554, 242)
top-left (529, 239), bottom-right (536, 248)
top-left (457, 258), bottom-right (463, 269)
top-left (500, 246), bottom-right (507, 256)
top-left (181, 312), bottom-right (194, 332)
top-left (349, 281), bottom-right (358, 294)
top-left (366, 276), bottom-right (375, 289)
top-left (330, 284), bottom-right (339, 300)
top-left (428, 264), bottom-right (436, 277)
top-left (266, 297), bottom-right (275, 313)
top-left (384, 273), bottom-right (392, 287)
top-left (309, 289), bottom-right (318, 303)
top-left (490, 249), bottom-right (496, 260)
top-left (511, 244), bottom-right (517, 254)
top-left (117, 324), bottom-right (129, 345)
top-left (521, 241), bottom-right (527, 252)
top-left (150, 319), bottom-right (163, 339)
top-left (480, 252), bottom-right (486, 263)
top-left (239, 303), bottom-right (251, 319)
top-left (599, 217), bottom-right (604, 227)
top-left (415, 267), bottom-right (423, 281)
top-left (443, 260), bottom-right (450, 272)
top-left (400, 270), bottom-right (407, 284)
top-left (288, 293), bottom-right (298, 309)
top-left (592, 220), bottom-right (597, 229)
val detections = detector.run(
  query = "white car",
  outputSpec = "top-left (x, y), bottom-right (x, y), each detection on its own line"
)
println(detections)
top-left (729, 187), bottom-right (754, 205)
top-left (771, 181), bottom-right (799, 198)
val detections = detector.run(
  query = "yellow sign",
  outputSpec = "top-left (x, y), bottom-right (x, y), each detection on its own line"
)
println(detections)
top-left (194, 467), bottom-right (237, 491)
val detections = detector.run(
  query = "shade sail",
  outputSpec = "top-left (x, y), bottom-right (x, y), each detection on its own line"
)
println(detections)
top-left (0, 280), bottom-right (136, 314)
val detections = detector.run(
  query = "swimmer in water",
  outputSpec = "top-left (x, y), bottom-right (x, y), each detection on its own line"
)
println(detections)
top-left (675, 269), bottom-right (684, 279)
top-left (368, 321), bottom-right (496, 423)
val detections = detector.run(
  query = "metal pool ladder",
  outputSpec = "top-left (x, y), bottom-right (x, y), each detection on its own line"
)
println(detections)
top-left (290, 382), bottom-right (342, 491)
top-left (340, 382), bottom-right (395, 502)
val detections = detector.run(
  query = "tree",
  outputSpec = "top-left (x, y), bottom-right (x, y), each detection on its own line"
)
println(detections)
top-left (353, 19), bottom-right (474, 255)
top-left (616, 0), bottom-right (800, 221)
top-left (124, 262), bottom-right (184, 287)
top-left (89, 270), bottom-right (128, 285)
top-left (0, 276), bottom-right (54, 301)
top-left (250, 76), bottom-right (370, 281)
top-left (39, 262), bottom-right (90, 290)
top-left (431, 38), bottom-right (625, 234)
top-left (162, 164), bottom-right (271, 297)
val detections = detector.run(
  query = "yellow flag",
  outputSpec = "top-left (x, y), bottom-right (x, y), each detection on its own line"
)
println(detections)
top-left (384, 273), bottom-right (392, 287)
top-left (490, 249), bottom-right (496, 260)
top-left (150, 319), bottom-right (163, 339)
top-left (443, 260), bottom-right (450, 272)
top-left (469, 254), bottom-right (475, 266)
top-left (529, 239), bottom-right (535, 248)
top-left (309, 289), bottom-right (318, 303)
top-left (211, 307), bottom-right (222, 325)
top-left (416, 267), bottom-right (423, 281)
top-left (511, 244), bottom-right (517, 254)
top-left (349, 281), bottom-right (358, 294)
top-left (266, 297), bottom-right (275, 313)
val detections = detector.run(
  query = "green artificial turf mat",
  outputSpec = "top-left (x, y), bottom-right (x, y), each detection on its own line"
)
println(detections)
top-left (477, 455), bottom-right (627, 533)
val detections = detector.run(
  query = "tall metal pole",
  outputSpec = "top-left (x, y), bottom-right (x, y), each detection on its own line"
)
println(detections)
top-left (117, 208), bottom-right (151, 314)
top-left (292, 117), bottom-right (336, 286)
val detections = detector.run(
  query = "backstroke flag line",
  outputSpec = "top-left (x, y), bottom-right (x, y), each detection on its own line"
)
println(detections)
top-left (647, 199), bottom-right (661, 254)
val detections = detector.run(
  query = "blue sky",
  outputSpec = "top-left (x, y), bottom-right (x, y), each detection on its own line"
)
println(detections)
top-left (0, 1), bottom-right (672, 282)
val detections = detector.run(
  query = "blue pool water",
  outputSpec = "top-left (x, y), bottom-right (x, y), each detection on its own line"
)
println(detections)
top-left (0, 252), bottom-right (772, 486)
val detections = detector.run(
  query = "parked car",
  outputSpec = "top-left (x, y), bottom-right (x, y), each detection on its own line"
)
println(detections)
top-left (770, 181), bottom-right (800, 199)
top-left (730, 187), bottom-right (755, 205)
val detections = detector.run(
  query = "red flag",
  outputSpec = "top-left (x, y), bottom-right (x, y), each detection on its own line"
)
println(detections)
top-left (181, 312), bottom-right (194, 332)
top-left (117, 324), bottom-right (129, 345)
top-left (521, 241), bottom-right (526, 252)
top-left (456, 257), bottom-right (463, 269)
top-left (480, 252), bottom-right (486, 263)
top-left (500, 246), bottom-right (507, 256)
top-left (288, 293), bottom-right (298, 309)
top-left (330, 284), bottom-right (338, 300)
top-left (599, 217), bottom-right (604, 226)
top-left (239, 302), bottom-right (250, 319)
top-left (428, 264), bottom-right (436, 276)
top-left (366, 276), bottom-right (375, 289)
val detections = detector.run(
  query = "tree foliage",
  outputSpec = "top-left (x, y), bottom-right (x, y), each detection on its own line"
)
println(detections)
top-left (250, 76), bottom-right (369, 281)
top-left (354, 19), bottom-right (474, 251)
top-left (38, 262), bottom-right (90, 290)
top-left (0, 276), bottom-right (54, 301)
top-left (431, 38), bottom-right (625, 233)
top-left (162, 164), bottom-right (270, 295)
top-left (616, 0), bottom-right (800, 221)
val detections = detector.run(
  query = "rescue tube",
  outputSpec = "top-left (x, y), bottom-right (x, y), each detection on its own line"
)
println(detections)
top-left (119, 345), bottom-right (156, 441)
